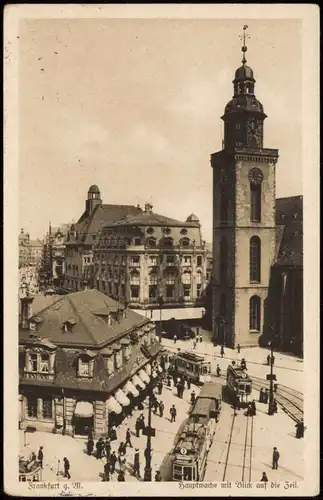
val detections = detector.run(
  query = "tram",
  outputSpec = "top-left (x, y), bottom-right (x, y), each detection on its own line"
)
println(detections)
top-left (171, 382), bottom-right (222, 481)
top-left (169, 350), bottom-right (211, 385)
top-left (226, 364), bottom-right (252, 407)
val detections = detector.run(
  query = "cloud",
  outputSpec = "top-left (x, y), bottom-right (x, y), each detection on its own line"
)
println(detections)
top-left (168, 71), bottom-right (230, 121)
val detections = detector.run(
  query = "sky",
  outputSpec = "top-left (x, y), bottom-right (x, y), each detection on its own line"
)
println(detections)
top-left (18, 18), bottom-right (302, 242)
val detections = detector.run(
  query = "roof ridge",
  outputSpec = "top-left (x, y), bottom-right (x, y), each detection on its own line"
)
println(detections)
top-left (67, 293), bottom-right (98, 345)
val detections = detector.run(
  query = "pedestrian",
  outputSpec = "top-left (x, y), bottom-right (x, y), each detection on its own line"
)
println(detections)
top-left (267, 354), bottom-right (270, 366)
top-left (190, 391), bottom-right (196, 405)
top-left (110, 451), bottom-right (117, 474)
top-left (118, 442), bottom-right (126, 457)
top-left (103, 461), bottom-right (110, 482)
top-left (159, 401), bottom-right (165, 418)
top-left (167, 374), bottom-right (172, 387)
top-left (199, 334), bottom-right (203, 343)
top-left (135, 417), bottom-right (141, 438)
top-left (260, 472), bottom-right (268, 482)
top-left (273, 399), bottom-right (278, 414)
top-left (272, 447), bottom-right (280, 470)
top-left (259, 388), bottom-right (264, 403)
top-left (133, 449), bottom-right (140, 478)
top-left (96, 438), bottom-right (103, 459)
top-left (119, 452), bottom-right (126, 472)
top-left (155, 470), bottom-right (162, 481)
top-left (63, 457), bottom-right (71, 479)
top-left (220, 345), bottom-right (224, 358)
top-left (187, 378), bottom-right (191, 390)
top-left (125, 428), bottom-right (133, 448)
top-left (117, 470), bottom-right (125, 481)
top-left (174, 334), bottom-right (177, 344)
top-left (109, 425), bottom-right (117, 441)
top-left (87, 437), bottom-right (94, 456)
top-left (37, 446), bottom-right (44, 469)
top-left (157, 380), bottom-right (163, 395)
top-left (216, 364), bottom-right (221, 377)
top-left (105, 438), bottom-right (111, 460)
top-left (237, 343), bottom-right (241, 354)
top-left (170, 404), bottom-right (177, 423)
top-left (264, 389), bottom-right (269, 404)
top-left (295, 419), bottom-right (305, 439)
top-left (251, 400), bottom-right (256, 416)
top-left (241, 358), bottom-right (247, 370)
top-left (193, 340), bottom-right (197, 349)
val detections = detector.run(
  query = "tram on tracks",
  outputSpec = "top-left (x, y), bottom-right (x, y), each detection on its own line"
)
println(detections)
top-left (168, 350), bottom-right (212, 385)
top-left (226, 365), bottom-right (252, 407)
top-left (171, 382), bottom-right (222, 481)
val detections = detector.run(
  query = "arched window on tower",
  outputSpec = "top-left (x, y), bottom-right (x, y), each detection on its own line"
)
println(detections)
top-left (250, 182), bottom-right (261, 222)
top-left (249, 236), bottom-right (261, 283)
top-left (220, 237), bottom-right (228, 284)
top-left (249, 295), bottom-right (261, 331)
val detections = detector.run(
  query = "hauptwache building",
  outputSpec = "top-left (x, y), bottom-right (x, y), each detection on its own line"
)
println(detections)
top-left (19, 288), bottom-right (164, 438)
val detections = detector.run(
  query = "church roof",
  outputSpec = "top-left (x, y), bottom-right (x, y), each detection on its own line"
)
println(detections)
top-left (234, 64), bottom-right (255, 81)
top-left (274, 196), bottom-right (303, 267)
top-left (19, 289), bottom-right (149, 348)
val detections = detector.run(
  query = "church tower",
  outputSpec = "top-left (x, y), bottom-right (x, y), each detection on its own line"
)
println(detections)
top-left (211, 26), bottom-right (279, 347)
top-left (86, 185), bottom-right (102, 215)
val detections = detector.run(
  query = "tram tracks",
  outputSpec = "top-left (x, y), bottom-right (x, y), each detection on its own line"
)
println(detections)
top-left (222, 412), bottom-right (254, 482)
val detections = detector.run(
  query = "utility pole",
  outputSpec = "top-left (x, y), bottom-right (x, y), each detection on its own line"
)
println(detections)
top-left (267, 341), bottom-right (276, 415)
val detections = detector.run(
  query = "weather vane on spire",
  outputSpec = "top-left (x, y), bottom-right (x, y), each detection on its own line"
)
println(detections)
top-left (239, 25), bottom-right (250, 64)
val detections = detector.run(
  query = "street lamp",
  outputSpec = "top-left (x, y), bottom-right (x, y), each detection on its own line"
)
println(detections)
top-left (140, 345), bottom-right (156, 482)
top-left (267, 341), bottom-right (276, 415)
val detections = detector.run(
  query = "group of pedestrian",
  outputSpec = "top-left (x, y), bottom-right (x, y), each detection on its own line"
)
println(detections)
top-left (259, 388), bottom-right (269, 404)
top-left (176, 379), bottom-right (185, 399)
top-left (135, 413), bottom-right (146, 437)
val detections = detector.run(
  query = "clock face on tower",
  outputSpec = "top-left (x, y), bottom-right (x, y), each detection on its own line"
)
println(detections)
top-left (248, 167), bottom-right (264, 185)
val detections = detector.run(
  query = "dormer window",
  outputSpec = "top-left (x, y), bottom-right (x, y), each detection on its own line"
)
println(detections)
top-left (78, 358), bottom-right (90, 376)
top-left (77, 350), bottom-right (95, 378)
top-left (62, 318), bottom-right (77, 332)
top-left (40, 353), bottom-right (50, 373)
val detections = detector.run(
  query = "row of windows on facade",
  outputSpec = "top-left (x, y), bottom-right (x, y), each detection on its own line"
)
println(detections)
top-left (220, 183), bottom-right (262, 223)
top-left (220, 236), bottom-right (261, 283)
top-left (96, 236), bottom-right (195, 248)
top-left (98, 254), bottom-right (204, 267)
top-left (26, 396), bottom-right (53, 420)
top-left (24, 335), bottom-right (150, 379)
top-left (219, 294), bottom-right (261, 332)
top-left (96, 281), bottom-right (202, 300)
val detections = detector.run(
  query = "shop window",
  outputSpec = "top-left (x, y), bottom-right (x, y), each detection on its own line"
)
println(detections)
top-left (27, 395), bottom-right (37, 418)
top-left (42, 397), bottom-right (53, 419)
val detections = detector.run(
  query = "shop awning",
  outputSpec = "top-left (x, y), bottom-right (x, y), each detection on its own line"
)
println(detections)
top-left (132, 307), bottom-right (206, 322)
top-left (74, 401), bottom-right (94, 418)
top-left (132, 374), bottom-right (146, 389)
top-left (115, 389), bottom-right (130, 407)
top-left (106, 397), bottom-right (122, 415)
top-left (124, 380), bottom-right (140, 398)
top-left (139, 369), bottom-right (150, 384)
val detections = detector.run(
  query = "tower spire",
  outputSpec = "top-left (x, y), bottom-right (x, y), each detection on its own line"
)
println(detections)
top-left (240, 25), bottom-right (250, 65)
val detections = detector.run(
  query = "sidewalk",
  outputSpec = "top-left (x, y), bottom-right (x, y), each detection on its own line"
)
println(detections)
top-left (161, 338), bottom-right (304, 393)
top-left (19, 381), bottom-right (201, 482)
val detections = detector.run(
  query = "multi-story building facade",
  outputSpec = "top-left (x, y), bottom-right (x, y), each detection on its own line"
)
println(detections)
top-left (64, 185), bottom-right (141, 292)
top-left (211, 32), bottom-right (303, 353)
top-left (19, 229), bottom-right (30, 268)
top-left (93, 203), bottom-right (207, 322)
top-left (19, 288), bottom-right (163, 438)
top-left (29, 239), bottom-right (43, 268)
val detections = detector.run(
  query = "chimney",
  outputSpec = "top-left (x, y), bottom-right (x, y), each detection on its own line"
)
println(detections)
top-left (20, 296), bottom-right (34, 329)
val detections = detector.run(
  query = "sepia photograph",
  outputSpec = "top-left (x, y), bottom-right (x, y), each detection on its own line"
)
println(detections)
top-left (4, 4), bottom-right (319, 497)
